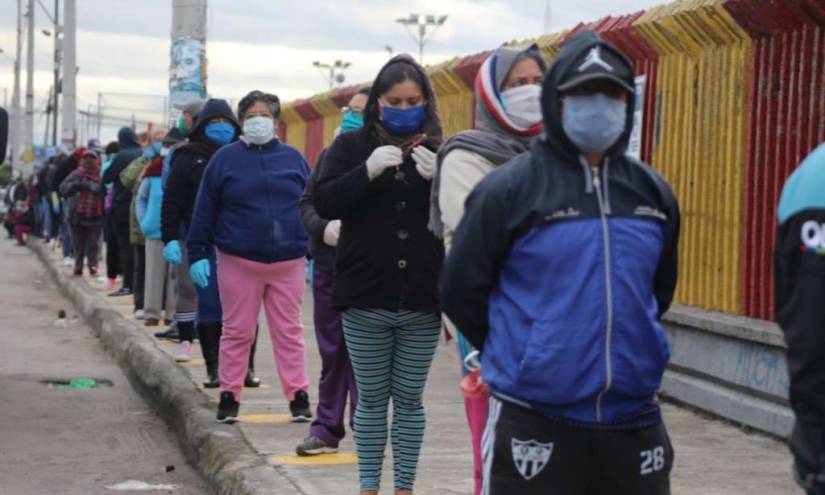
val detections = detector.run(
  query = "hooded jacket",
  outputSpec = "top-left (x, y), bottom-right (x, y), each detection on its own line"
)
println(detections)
top-left (161, 99), bottom-right (240, 244)
top-left (102, 128), bottom-right (142, 208)
top-left (313, 55), bottom-right (445, 314)
top-left (186, 135), bottom-right (310, 264)
top-left (136, 157), bottom-right (165, 240)
top-left (440, 30), bottom-right (681, 426)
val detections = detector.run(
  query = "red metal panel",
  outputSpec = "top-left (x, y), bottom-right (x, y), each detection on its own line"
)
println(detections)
top-left (304, 118), bottom-right (324, 167)
top-left (452, 51), bottom-right (489, 89)
top-left (293, 99), bottom-right (324, 166)
top-left (331, 85), bottom-right (358, 108)
top-left (277, 120), bottom-right (286, 142)
top-left (725, 0), bottom-right (825, 320)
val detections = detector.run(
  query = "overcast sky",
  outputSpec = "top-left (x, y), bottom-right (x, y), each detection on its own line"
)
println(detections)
top-left (0, 0), bottom-right (664, 145)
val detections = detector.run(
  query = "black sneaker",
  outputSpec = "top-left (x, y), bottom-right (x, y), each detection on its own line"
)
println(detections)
top-left (295, 435), bottom-right (338, 456)
top-left (216, 392), bottom-right (239, 424)
top-left (154, 322), bottom-right (179, 340)
top-left (289, 390), bottom-right (312, 423)
top-left (108, 287), bottom-right (132, 297)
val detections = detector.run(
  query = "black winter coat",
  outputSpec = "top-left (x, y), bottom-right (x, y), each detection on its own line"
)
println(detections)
top-left (313, 127), bottom-right (444, 314)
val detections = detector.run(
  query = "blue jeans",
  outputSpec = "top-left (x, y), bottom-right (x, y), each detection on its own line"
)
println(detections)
top-left (60, 200), bottom-right (72, 258)
top-left (194, 247), bottom-right (222, 324)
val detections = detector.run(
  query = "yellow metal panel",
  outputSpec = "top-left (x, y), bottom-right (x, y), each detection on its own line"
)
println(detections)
top-left (280, 104), bottom-right (306, 154)
top-left (635, 0), bottom-right (750, 315)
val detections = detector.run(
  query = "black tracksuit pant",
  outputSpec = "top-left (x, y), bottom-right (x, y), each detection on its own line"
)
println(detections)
top-left (482, 397), bottom-right (673, 495)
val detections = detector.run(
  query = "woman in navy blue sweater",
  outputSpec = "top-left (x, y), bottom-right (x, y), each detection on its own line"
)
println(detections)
top-left (187, 91), bottom-right (312, 424)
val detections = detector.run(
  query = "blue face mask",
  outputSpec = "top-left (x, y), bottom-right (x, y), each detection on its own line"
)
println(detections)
top-left (204, 122), bottom-right (235, 145)
top-left (561, 93), bottom-right (627, 153)
top-left (381, 105), bottom-right (426, 135)
top-left (142, 141), bottom-right (162, 159)
top-left (341, 111), bottom-right (364, 132)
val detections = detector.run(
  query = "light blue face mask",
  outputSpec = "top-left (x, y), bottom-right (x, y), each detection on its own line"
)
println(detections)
top-left (561, 93), bottom-right (627, 153)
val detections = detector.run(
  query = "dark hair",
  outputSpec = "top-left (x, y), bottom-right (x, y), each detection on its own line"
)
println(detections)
top-left (357, 86), bottom-right (371, 96)
top-left (237, 90), bottom-right (281, 121)
top-left (104, 141), bottom-right (120, 155)
top-left (373, 62), bottom-right (426, 99)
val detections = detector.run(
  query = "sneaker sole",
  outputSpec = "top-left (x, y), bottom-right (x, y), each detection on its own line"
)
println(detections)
top-left (296, 446), bottom-right (339, 456)
top-left (290, 415), bottom-right (312, 423)
top-left (216, 416), bottom-right (238, 424)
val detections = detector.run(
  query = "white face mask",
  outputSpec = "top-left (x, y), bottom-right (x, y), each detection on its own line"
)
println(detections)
top-left (501, 84), bottom-right (543, 128)
top-left (243, 116), bottom-right (275, 145)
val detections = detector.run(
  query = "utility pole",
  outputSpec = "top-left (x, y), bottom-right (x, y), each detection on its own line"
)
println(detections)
top-left (43, 86), bottom-right (51, 147)
top-left (396, 13), bottom-right (447, 64)
top-left (52, 0), bottom-right (60, 147)
top-left (10, 0), bottom-right (23, 172)
top-left (61, 0), bottom-right (76, 147)
top-left (96, 92), bottom-right (102, 139)
top-left (170, 0), bottom-right (207, 128)
top-left (24, 0), bottom-right (34, 157)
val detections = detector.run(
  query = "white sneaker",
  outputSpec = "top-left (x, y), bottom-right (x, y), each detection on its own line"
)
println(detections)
top-left (134, 309), bottom-right (145, 320)
top-left (175, 341), bottom-right (192, 362)
top-left (62, 257), bottom-right (73, 267)
top-left (97, 275), bottom-right (108, 284)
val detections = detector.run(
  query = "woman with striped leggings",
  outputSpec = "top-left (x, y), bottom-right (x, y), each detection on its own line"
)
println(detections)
top-left (314, 54), bottom-right (444, 495)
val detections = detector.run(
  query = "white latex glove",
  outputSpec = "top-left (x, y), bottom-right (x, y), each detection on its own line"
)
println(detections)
top-left (412, 146), bottom-right (436, 180)
top-left (366, 145), bottom-right (403, 180)
top-left (323, 220), bottom-right (341, 247)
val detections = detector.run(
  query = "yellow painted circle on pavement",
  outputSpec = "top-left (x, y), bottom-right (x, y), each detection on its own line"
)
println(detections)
top-left (239, 413), bottom-right (291, 424)
top-left (270, 453), bottom-right (358, 465)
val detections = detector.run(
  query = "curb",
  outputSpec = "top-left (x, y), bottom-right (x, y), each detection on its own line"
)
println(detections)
top-left (30, 241), bottom-right (300, 495)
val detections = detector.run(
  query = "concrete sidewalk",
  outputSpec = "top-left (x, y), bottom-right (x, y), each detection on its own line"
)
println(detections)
top-left (35, 241), bottom-right (798, 495)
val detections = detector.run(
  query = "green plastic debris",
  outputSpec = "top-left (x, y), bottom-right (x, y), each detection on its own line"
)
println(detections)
top-left (67, 379), bottom-right (98, 389)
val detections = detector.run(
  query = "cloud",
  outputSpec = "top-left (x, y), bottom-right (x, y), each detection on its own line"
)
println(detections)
top-left (0, 0), bottom-right (666, 144)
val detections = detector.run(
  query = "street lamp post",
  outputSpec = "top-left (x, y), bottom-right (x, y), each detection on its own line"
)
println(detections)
top-left (312, 60), bottom-right (351, 90)
top-left (395, 13), bottom-right (447, 64)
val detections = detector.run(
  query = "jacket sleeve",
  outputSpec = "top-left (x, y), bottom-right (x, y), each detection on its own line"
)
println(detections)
top-left (313, 135), bottom-right (375, 219)
top-left (119, 158), bottom-right (144, 192)
top-left (653, 183), bottom-right (681, 318)
top-left (102, 156), bottom-right (125, 185)
top-left (161, 156), bottom-right (187, 244)
top-left (440, 176), bottom-right (511, 351)
top-left (136, 179), bottom-right (150, 225)
top-left (438, 149), bottom-right (495, 235)
top-left (186, 158), bottom-right (221, 263)
top-left (58, 173), bottom-right (84, 197)
top-left (299, 149), bottom-right (330, 239)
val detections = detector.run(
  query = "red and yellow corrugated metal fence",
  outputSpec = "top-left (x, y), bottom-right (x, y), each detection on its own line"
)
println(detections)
top-left (279, 0), bottom-right (825, 322)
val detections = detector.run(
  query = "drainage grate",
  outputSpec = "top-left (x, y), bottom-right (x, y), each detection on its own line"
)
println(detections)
top-left (41, 378), bottom-right (114, 389)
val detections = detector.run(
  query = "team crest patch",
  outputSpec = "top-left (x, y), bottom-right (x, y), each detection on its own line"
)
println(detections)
top-left (511, 438), bottom-right (553, 480)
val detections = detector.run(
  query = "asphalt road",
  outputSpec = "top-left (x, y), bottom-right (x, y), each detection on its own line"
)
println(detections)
top-left (0, 238), bottom-right (208, 494)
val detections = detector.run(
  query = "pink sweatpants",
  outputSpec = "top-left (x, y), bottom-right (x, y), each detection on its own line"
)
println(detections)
top-left (216, 251), bottom-right (309, 402)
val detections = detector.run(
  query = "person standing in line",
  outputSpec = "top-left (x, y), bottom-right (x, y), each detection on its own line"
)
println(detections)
top-left (313, 54), bottom-right (445, 495)
top-left (441, 31), bottom-right (681, 495)
top-left (137, 132), bottom-right (184, 327)
top-left (775, 142), bottom-right (825, 495)
top-left (59, 148), bottom-right (105, 277)
top-left (51, 149), bottom-right (80, 265)
top-left (100, 141), bottom-right (121, 290)
top-left (162, 99), bottom-right (262, 378)
top-left (121, 140), bottom-right (162, 319)
top-left (187, 91), bottom-right (311, 424)
top-left (430, 44), bottom-right (546, 495)
top-left (295, 86), bottom-right (370, 456)
top-left (155, 99), bottom-right (205, 342)
top-left (102, 127), bottom-right (143, 297)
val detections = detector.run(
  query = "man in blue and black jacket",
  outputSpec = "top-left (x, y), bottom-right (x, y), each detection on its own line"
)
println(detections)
top-left (441, 30), bottom-right (681, 494)
top-left (775, 142), bottom-right (825, 495)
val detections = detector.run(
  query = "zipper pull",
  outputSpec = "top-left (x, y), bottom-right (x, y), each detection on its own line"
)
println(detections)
top-left (593, 167), bottom-right (601, 188)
